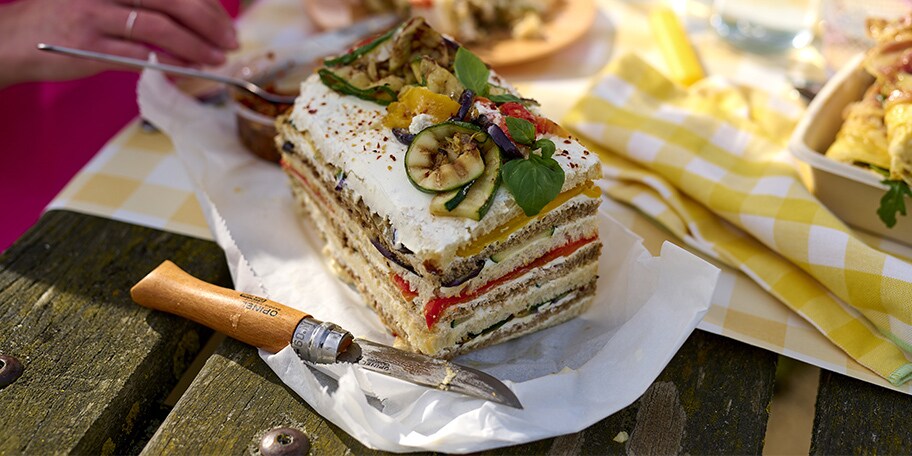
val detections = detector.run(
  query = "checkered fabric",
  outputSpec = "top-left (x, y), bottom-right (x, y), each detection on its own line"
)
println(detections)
top-left (48, 122), bottom-right (212, 241)
top-left (564, 54), bottom-right (912, 385)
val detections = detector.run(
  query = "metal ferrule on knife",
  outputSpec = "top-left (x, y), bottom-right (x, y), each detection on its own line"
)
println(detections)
top-left (291, 318), bottom-right (353, 364)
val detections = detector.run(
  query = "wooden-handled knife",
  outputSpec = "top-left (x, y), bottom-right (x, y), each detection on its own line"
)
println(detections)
top-left (130, 260), bottom-right (522, 409)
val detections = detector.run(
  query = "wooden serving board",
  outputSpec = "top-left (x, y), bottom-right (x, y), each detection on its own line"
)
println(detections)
top-left (471, 0), bottom-right (597, 67)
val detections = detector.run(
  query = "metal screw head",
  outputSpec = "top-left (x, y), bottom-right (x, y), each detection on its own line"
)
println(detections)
top-left (0, 355), bottom-right (24, 389)
top-left (259, 427), bottom-right (309, 456)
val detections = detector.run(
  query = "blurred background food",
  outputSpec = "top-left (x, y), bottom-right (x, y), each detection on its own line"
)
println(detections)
top-left (306, 0), bottom-right (596, 67)
top-left (820, 0), bottom-right (911, 70)
top-left (789, 12), bottom-right (912, 244)
top-left (306, 0), bottom-right (560, 43)
top-left (821, 11), bottom-right (912, 234)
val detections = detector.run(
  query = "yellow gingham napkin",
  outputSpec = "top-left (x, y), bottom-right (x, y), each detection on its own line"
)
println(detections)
top-left (564, 54), bottom-right (912, 385)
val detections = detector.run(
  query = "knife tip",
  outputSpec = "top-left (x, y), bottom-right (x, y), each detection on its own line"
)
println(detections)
top-left (494, 391), bottom-right (524, 410)
top-left (451, 367), bottom-right (523, 409)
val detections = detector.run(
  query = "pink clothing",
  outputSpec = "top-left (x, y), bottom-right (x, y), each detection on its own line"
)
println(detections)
top-left (0, 1), bottom-right (240, 252)
top-left (1, 72), bottom-right (140, 251)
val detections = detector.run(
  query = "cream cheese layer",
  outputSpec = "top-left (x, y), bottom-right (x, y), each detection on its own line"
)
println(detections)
top-left (289, 74), bottom-right (600, 256)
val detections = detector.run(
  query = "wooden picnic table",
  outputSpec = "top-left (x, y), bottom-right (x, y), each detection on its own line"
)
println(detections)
top-left (1, 209), bottom-right (909, 454)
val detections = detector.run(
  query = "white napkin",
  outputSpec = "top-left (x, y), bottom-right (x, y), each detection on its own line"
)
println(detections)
top-left (138, 67), bottom-right (720, 453)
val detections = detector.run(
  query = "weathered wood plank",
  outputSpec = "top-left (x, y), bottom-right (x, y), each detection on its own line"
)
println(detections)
top-left (0, 210), bottom-right (231, 455)
top-left (142, 337), bottom-right (390, 455)
top-left (811, 369), bottom-right (912, 454)
top-left (145, 326), bottom-right (777, 454)
top-left (496, 330), bottom-right (779, 455)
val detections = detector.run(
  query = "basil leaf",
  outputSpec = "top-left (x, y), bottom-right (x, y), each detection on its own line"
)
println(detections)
top-left (318, 69), bottom-right (398, 105)
top-left (489, 93), bottom-right (523, 104)
top-left (501, 153), bottom-right (565, 216)
top-left (489, 87), bottom-right (539, 106)
top-left (877, 179), bottom-right (911, 228)
top-left (534, 139), bottom-right (556, 159)
top-left (454, 47), bottom-right (490, 97)
top-left (505, 116), bottom-right (536, 146)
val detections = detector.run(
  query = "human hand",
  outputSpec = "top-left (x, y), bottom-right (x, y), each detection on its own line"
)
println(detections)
top-left (0, 0), bottom-right (239, 88)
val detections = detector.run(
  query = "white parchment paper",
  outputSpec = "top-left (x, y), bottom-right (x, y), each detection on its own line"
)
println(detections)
top-left (138, 66), bottom-right (720, 453)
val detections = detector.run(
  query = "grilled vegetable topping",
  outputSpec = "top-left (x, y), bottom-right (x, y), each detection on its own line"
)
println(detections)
top-left (383, 86), bottom-right (460, 129)
top-left (318, 69), bottom-right (397, 105)
top-left (392, 128), bottom-right (416, 145)
top-left (316, 19), bottom-right (568, 222)
top-left (431, 137), bottom-right (502, 220)
top-left (411, 57), bottom-right (465, 99)
top-left (318, 18), bottom-right (456, 103)
top-left (501, 116), bottom-right (565, 216)
top-left (324, 27), bottom-right (396, 67)
top-left (452, 89), bottom-right (475, 121)
top-left (434, 182), bottom-right (473, 212)
top-left (486, 123), bottom-right (523, 159)
top-left (406, 122), bottom-right (489, 192)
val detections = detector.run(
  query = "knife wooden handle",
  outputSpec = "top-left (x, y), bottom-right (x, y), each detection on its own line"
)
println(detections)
top-left (130, 260), bottom-right (309, 353)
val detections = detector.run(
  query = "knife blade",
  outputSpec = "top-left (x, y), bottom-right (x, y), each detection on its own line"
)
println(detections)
top-left (130, 260), bottom-right (522, 409)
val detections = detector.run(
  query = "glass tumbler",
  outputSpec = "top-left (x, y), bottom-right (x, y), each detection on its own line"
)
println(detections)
top-left (710, 0), bottom-right (821, 53)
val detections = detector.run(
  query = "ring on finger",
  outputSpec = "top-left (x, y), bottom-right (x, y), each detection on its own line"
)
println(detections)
top-left (124, 9), bottom-right (139, 40)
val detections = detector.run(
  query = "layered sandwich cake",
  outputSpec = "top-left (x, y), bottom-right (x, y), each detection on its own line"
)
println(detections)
top-left (276, 18), bottom-right (601, 358)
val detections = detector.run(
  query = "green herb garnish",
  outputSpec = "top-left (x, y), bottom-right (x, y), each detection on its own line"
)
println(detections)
top-left (877, 179), bottom-right (911, 228)
top-left (489, 84), bottom-right (538, 105)
top-left (454, 47), bottom-right (490, 97)
top-left (501, 153), bottom-right (564, 216)
top-left (489, 93), bottom-right (523, 104)
top-left (454, 47), bottom-right (540, 108)
top-left (868, 165), bottom-right (910, 228)
top-left (534, 138), bottom-right (556, 157)
top-left (453, 48), bottom-right (561, 215)
top-left (504, 117), bottom-right (536, 145)
top-left (500, 116), bottom-right (564, 216)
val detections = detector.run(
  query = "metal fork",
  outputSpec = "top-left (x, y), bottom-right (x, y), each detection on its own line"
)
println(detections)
top-left (37, 43), bottom-right (299, 105)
